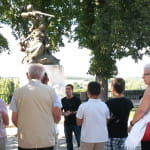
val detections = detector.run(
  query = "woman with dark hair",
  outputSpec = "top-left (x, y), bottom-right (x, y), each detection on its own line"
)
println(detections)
top-left (41, 72), bottom-right (49, 84)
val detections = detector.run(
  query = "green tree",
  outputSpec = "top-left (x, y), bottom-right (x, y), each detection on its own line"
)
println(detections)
top-left (0, 0), bottom-right (149, 100)
top-left (73, 0), bottom-right (150, 100)
top-left (0, 33), bottom-right (9, 53)
top-left (0, 0), bottom-right (77, 51)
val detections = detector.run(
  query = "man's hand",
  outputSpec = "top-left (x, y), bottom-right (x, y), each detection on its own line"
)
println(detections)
top-left (52, 107), bottom-right (61, 124)
top-left (0, 111), bottom-right (9, 126)
top-left (63, 111), bottom-right (72, 117)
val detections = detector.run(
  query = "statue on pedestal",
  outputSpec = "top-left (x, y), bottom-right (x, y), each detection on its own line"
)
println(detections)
top-left (19, 4), bottom-right (59, 64)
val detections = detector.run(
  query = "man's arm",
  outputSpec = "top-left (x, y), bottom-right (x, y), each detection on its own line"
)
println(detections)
top-left (128, 87), bottom-right (150, 132)
top-left (10, 94), bottom-right (18, 127)
top-left (52, 92), bottom-right (62, 123)
top-left (1, 111), bottom-right (9, 126)
top-left (52, 107), bottom-right (61, 124)
top-left (131, 88), bottom-right (150, 125)
top-left (12, 112), bottom-right (18, 127)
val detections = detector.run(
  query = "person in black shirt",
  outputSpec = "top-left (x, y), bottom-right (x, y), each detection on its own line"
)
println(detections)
top-left (61, 84), bottom-right (81, 150)
top-left (105, 78), bottom-right (133, 150)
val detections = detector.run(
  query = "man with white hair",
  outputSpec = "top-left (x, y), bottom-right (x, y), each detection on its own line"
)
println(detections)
top-left (127, 63), bottom-right (150, 150)
top-left (10, 64), bottom-right (61, 150)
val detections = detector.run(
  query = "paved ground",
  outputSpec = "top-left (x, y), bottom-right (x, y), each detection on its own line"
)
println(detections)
top-left (6, 135), bottom-right (79, 150)
top-left (6, 124), bottom-right (79, 150)
top-left (6, 107), bottom-right (141, 150)
top-left (6, 135), bottom-right (142, 150)
top-left (6, 107), bottom-right (79, 150)
top-left (6, 126), bottom-right (141, 150)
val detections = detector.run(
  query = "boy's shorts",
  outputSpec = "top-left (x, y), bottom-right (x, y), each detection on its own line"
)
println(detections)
top-left (80, 141), bottom-right (104, 150)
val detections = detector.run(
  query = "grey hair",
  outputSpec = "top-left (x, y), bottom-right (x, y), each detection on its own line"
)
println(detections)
top-left (28, 64), bottom-right (45, 79)
top-left (144, 63), bottom-right (150, 71)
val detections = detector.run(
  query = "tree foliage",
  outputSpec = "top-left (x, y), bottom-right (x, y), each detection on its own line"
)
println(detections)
top-left (0, 33), bottom-right (9, 53)
top-left (74, 0), bottom-right (150, 78)
top-left (0, 0), bottom-right (149, 79)
top-left (0, 0), bottom-right (78, 50)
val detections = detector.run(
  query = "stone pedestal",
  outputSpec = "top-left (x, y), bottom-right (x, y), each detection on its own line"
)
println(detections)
top-left (44, 65), bottom-right (65, 96)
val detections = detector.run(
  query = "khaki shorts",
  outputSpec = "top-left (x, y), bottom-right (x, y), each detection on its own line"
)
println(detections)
top-left (0, 136), bottom-right (7, 150)
top-left (80, 141), bottom-right (104, 150)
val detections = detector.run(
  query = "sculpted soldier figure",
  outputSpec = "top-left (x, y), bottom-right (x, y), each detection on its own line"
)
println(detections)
top-left (20, 4), bottom-right (59, 64)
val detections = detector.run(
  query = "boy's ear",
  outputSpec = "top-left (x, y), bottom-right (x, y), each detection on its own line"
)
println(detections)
top-left (87, 91), bottom-right (90, 97)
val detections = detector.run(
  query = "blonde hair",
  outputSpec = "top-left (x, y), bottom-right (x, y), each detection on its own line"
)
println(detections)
top-left (41, 72), bottom-right (49, 84)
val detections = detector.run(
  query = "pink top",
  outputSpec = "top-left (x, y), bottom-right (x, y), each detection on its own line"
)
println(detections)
top-left (0, 99), bottom-right (8, 137)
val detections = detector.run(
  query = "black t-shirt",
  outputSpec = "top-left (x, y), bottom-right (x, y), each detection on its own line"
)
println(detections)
top-left (61, 96), bottom-right (81, 125)
top-left (106, 97), bottom-right (133, 138)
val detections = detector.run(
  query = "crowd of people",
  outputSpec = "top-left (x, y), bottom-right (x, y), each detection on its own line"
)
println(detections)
top-left (0, 63), bottom-right (150, 150)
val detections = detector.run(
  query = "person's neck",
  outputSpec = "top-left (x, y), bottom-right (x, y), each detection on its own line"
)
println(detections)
top-left (30, 78), bottom-right (40, 81)
top-left (114, 93), bottom-right (123, 98)
top-left (66, 95), bottom-right (73, 99)
top-left (89, 95), bottom-right (99, 99)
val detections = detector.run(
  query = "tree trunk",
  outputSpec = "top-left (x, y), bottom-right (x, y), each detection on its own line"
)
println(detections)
top-left (96, 75), bottom-right (108, 101)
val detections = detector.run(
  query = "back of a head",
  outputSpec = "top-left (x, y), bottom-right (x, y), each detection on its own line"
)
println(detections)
top-left (28, 64), bottom-right (45, 80)
top-left (144, 63), bottom-right (150, 71)
top-left (112, 78), bottom-right (125, 94)
top-left (41, 72), bottom-right (49, 84)
top-left (88, 81), bottom-right (101, 96)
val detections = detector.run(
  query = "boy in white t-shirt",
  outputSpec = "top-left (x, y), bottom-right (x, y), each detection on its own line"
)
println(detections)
top-left (76, 81), bottom-right (109, 150)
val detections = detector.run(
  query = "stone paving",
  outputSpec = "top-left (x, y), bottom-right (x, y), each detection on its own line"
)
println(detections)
top-left (6, 107), bottom-right (79, 150)
top-left (6, 135), bottom-right (79, 150)
top-left (6, 124), bottom-right (79, 150)
top-left (6, 126), bottom-right (141, 150)
top-left (6, 135), bottom-right (141, 150)
top-left (6, 107), bottom-right (141, 150)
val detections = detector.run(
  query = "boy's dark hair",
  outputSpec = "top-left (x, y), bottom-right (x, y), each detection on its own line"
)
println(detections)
top-left (41, 72), bottom-right (49, 84)
top-left (112, 78), bottom-right (125, 94)
top-left (88, 81), bottom-right (101, 96)
top-left (66, 84), bottom-right (74, 90)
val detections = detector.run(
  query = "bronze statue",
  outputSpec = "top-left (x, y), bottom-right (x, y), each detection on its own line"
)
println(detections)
top-left (20, 4), bottom-right (59, 64)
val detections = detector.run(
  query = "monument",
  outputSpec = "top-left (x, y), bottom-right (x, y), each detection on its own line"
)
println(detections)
top-left (19, 4), bottom-right (59, 64)
top-left (18, 4), bottom-right (64, 95)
